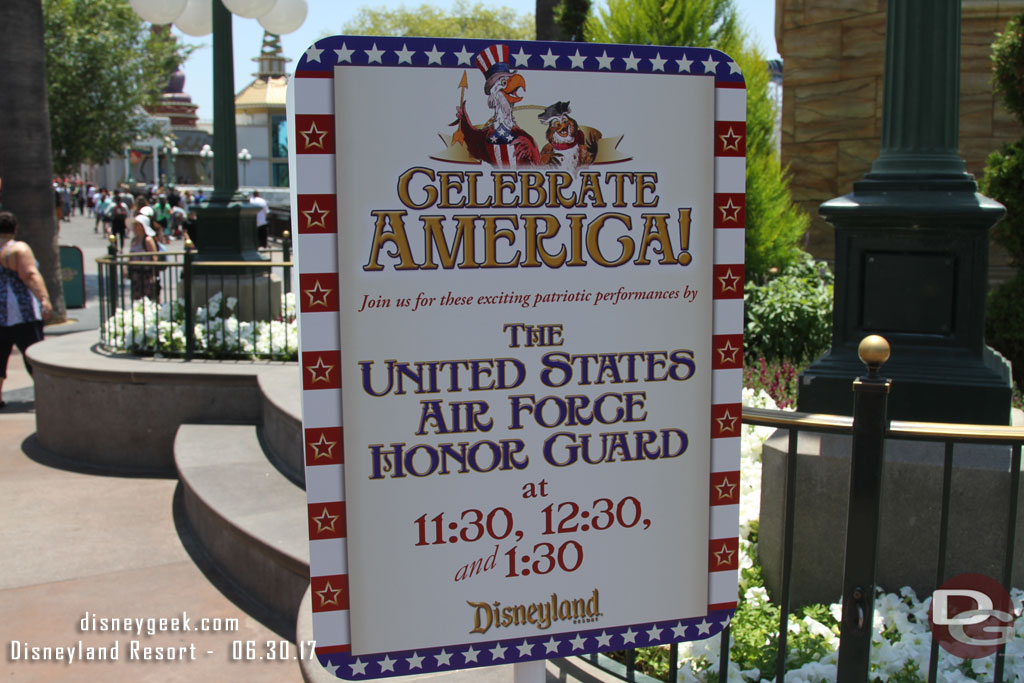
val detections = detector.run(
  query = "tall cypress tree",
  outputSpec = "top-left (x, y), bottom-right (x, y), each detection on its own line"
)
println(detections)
top-left (588, 0), bottom-right (807, 282)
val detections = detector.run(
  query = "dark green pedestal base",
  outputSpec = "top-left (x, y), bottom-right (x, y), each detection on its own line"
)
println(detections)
top-left (798, 344), bottom-right (1012, 424)
top-left (193, 199), bottom-right (264, 262)
top-left (799, 178), bottom-right (1011, 425)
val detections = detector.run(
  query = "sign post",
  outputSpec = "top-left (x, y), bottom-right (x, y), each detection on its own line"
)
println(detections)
top-left (292, 35), bottom-right (745, 680)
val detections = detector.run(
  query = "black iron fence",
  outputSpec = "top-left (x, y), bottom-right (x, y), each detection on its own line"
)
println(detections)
top-left (96, 236), bottom-right (295, 360)
top-left (581, 337), bottom-right (1024, 683)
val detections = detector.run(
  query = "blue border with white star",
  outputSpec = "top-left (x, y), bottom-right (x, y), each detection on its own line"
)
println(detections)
top-left (297, 36), bottom-right (744, 83)
top-left (317, 610), bottom-right (733, 679)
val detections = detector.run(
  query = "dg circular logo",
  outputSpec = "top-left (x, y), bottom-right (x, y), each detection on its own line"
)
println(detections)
top-left (929, 573), bottom-right (1017, 658)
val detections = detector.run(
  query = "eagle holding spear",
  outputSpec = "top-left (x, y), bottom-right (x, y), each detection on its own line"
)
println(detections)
top-left (452, 44), bottom-right (541, 168)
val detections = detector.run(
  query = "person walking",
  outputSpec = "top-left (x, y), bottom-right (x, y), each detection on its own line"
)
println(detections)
top-left (0, 211), bottom-right (52, 407)
top-left (128, 215), bottom-right (159, 301)
top-left (251, 190), bottom-right (269, 248)
top-left (110, 193), bottom-right (131, 250)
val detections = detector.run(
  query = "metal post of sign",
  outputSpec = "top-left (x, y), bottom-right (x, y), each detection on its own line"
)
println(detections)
top-left (513, 660), bottom-right (545, 682)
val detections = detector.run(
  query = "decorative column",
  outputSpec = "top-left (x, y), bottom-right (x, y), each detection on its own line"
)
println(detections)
top-left (797, 0), bottom-right (1011, 424)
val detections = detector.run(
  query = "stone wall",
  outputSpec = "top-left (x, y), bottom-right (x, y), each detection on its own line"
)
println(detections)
top-left (777, 0), bottom-right (1024, 274)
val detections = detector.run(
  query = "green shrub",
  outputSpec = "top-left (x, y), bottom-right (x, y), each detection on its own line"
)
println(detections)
top-left (744, 253), bottom-right (833, 362)
top-left (986, 272), bottom-right (1024, 388)
top-left (980, 141), bottom-right (1024, 265)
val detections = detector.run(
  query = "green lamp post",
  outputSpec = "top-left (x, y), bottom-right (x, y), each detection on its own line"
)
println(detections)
top-left (797, 0), bottom-right (1012, 424)
top-left (129, 0), bottom-right (307, 262)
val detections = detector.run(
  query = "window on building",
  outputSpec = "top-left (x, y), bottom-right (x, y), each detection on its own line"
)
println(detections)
top-left (273, 162), bottom-right (289, 188)
top-left (272, 116), bottom-right (288, 159)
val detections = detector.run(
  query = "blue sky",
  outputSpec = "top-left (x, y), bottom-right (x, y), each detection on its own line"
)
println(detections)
top-left (176, 0), bottom-right (778, 122)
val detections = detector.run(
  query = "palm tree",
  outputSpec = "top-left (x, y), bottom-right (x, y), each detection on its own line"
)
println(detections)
top-left (0, 0), bottom-right (66, 323)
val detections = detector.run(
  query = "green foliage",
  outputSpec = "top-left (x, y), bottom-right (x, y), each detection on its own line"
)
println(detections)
top-left (42, 0), bottom-right (189, 173)
top-left (986, 272), bottom-right (1024, 388)
top-left (342, 0), bottom-right (534, 40)
top-left (981, 142), bottom-right (1024, 265)
top-left (586, 0), bottom-right (740, 51)
top-left (745, 253), bottom-right (834, 362)
top-left (587, 0), bottom-right (807, 281)
top-left (742, 357), bottom-right (805, 409)
top-left (555, 0), bottom-right (591, 42)
top-left (991, 14), bottom-right (1024, 125)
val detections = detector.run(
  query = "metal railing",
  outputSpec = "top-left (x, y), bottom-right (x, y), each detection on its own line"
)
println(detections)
top-left (97, 235), bottom-right (295, 360)
top-left (581, 337), bottom-right (1024, 683)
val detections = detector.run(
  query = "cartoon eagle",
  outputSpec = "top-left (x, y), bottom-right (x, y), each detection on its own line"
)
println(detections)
top-left (538, 101), bottom-right (601, 173)
top-left (454, 44), bottom-right (541, 168)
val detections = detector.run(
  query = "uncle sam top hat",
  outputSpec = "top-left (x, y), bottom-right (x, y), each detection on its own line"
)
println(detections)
top-left (475, 44), bottom-right (515, 95)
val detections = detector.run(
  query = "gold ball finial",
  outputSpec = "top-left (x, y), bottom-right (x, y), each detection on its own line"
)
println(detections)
top-left (184, 239), bottom-right (194, 249)
top-left (108, 234), bottom-right (116, 244)
top-left (282, 230), bottom-right (290, 239)
top-left (858, 335), bottom-right (891, 371)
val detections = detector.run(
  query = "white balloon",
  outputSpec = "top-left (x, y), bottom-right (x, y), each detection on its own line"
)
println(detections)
top-left (258, 0), bottom-right (307, 35)
top-left (222, 0), bottom-right (276, 19)
top-left (130, 0), bottom-right (187, 25)
top-left (174, 0), bottom-right (212, 36)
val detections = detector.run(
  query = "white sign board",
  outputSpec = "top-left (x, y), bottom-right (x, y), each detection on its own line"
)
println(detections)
top-left (292, 35), bottom-right (744, 680)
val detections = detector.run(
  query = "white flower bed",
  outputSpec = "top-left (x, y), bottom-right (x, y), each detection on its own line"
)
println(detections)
top-left (103, 292), bottom-right (298, 360)
top-left (675, 389), bottom-right (1024, 682)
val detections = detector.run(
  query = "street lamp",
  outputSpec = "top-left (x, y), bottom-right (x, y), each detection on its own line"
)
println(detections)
top-left (237, 147), bottom-right (252, 187)
top-left (199, 143), bottom-right (214, 185)
top-left (128, 0), bottom-right (307, 262)
top-left (163, 137), bottom-right (179, 186)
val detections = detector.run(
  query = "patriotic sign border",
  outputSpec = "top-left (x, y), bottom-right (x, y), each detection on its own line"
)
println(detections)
top-left (293, 35), bottom-right (745, 680)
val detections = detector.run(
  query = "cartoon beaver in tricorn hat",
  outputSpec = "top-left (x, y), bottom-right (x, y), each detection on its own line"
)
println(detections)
top-left (538, 101), bottom-right (601, 172)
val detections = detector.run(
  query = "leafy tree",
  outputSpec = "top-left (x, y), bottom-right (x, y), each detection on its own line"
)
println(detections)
top-left (588, 0), bottom-right (807, 282)
top-left (0, 0), bottom-right (65, 322)
top-left (343, 0), bottom-right (534, 40)
top-left (42, 0), bottom-right (189, 174)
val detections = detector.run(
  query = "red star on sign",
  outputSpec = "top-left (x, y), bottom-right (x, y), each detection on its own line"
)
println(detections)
top-left (719, 198), bottom-right (742, 224)
top-left (295, 115), bottom-right (334, 154)
top-left (308, 502), bottom-right (346, 540)
top-left (305, 280), bottom-right (333, 309)
top-left (311, 574), bottom-right (349, 612)
top-left (712, 334), bottom-right (744, 369)
top-left (714, 193), bottom-right (745, 228)
top-left (302, 350), bottom-right (341, 390)
top-left (715, 121), bottom-right (746, 156)
top-left (713, 541), bottom-right (736, 567)
top-left (711, 403), bottom-right (743, 438)
top-left (299, 274), bottom-right (338, 312)
top-left (710, 471), bottom-right (741, 505)
top-left (713, 265), bottom-right (745, 299)
top-left (297, 194), bottom-right (336, 234)
top-left (305, 426), bottom-right (343, 466)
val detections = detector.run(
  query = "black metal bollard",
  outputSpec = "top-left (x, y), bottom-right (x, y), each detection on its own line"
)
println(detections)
top-left (282, 230), bottom-right (292, 297)
top-left (183, 239), bottom-right (195, 361)
top-left (836, 335), bottom-right (892, 682)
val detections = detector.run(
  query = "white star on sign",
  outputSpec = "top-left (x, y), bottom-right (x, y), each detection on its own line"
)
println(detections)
top-left (672, 622), bottom-right (689, 639)
top-left (335, 43), bottom-right (354, 63)
top-left (596, 50), bottom-right (613, 70)
top-left (395, 44), bottom-right (414, 64)
top-left (595, 631), bottom-right (612, 648)
top-left (512, 47), bottom-right (531, 67)
top-left (364, 43), bottom-right (384, 64)
top-left (569, 50), bottom-right (587, 69)
top-left (516, 640), bottom-right (534, 657)
top-left (378, 655), bottom-right (396, 672)
top-left (697, 619), bottom-right (713, 636)
top-left (489, 643), bottom-right (507, 660)
top-left (425, 44), bottom-right (445, 64)
top-left (543, 637), bottom-right (560, 654)
top-left (406, 652), bottom-right (424, 669)
top-left (349, 659), bottom-right (368, 676)
top-left (621, 628), bottom-right (638, 644)
top-left (676, 53), bottom-right (693, 72)
top-left (569, 634), bottom-right (587, 650)
top-left (649, 52), bottom-right (666, 72)
top-left (463, 646), bottom-right (480, 663)
top-left (646, 625), bottom-right (663, 642)
top-left (701, 55), bottom-right (718, 74)
top-left (435, 649), bottom-right (453, 666)
top-left (541, 49), bottom-right (558, 68)
top-left (304, 45), bottom-right (323, 63)
top-left (728, 60), bottom-right (741, 75)
top-left (454, 45), bottom-right (473, 65)
top-left (623, 52), bottom-right (640, 71)
top-left (324, 661), bottom-right (339, 675)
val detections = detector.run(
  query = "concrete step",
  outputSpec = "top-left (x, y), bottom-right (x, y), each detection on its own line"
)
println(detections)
top-left (258, 366), bottom-right (304, 485)
top-left (175, 423), bottom-right (310, 636)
